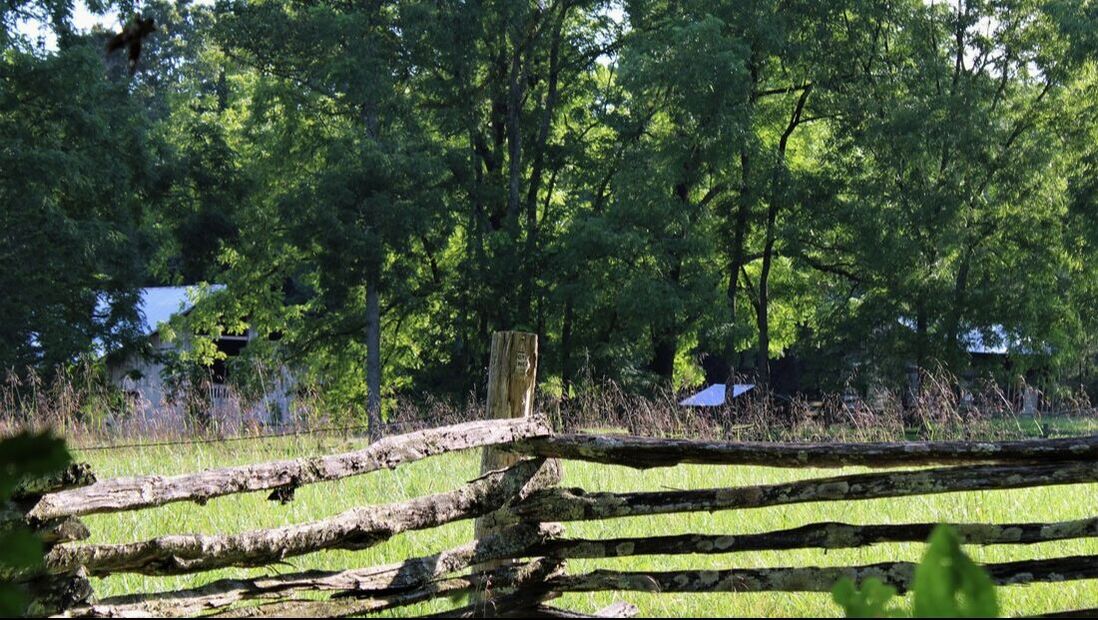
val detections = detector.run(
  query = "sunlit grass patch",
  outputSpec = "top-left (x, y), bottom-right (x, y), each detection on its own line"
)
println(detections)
top-left (68, 436), bottom-right (1098, 617)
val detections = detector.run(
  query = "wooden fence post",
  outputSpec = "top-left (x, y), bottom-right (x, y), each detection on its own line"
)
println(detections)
top-left (476, 330), bottom-right (539, 499)
top-left (473, 332), bottom-right (540, 575)
top-left (7, 464), bottom-right (96, 616)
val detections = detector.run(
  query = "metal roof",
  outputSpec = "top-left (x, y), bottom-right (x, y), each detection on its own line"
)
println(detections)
top-left (897, 318), bottom-right (1037, 355)
top-left (679, 383), bottom-right (755, 407)
top-left (132, 285), bottom-right (225, 337)
top-left (94, 285), bottom-right (225, 353)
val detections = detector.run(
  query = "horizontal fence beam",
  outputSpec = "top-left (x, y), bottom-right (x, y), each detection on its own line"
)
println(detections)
top-left (29, 416), bottom-right (552, 521)
top-left (1, 505), bottom-right (89, 549)
top-left (47, 458), bottom-right (550, 576)
top-left (230, 557), bottom-right (562, 619)
top-left (419, 574), bottom-right (558, 618)
top-left (506, 433), bottom-right (1098, 469)
top-left (527, 516), bottom-right (1098, 559)
top-left (548, 554), bottom-right (1098, 594)
top-left (1032, 607), bottom-right (1098, 618)
top-left (34, 516), bottom-right (90, 546)
top-left (56, 523), bottom-right (560, 617)
top-left (508, 461), bottom-right (1098, 522)
top-left (517, 602), bottom-right (641, 618)
top-left (62, 557), bottom-right (562, 618)
top-left (11, 463), bottom-right (97, 500)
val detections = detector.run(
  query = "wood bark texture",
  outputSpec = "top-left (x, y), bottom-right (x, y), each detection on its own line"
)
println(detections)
top-left (507, 433), bottom-right (1098, 469)
top-left (48, 458), bottom-right (549, 576)
top-left (29, 416), bottom-right (551, 521)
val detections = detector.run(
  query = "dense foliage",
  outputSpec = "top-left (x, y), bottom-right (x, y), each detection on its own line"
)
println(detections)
top-left (3, 0), bottom-right (1098, 418)
top-left (833, 525), bottom-right (999, 617)
top-left (0, 431), bottom-right (71, 615)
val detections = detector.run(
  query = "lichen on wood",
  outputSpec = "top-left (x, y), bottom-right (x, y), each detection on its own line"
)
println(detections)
top-left (507, 433), bottom-right (1098, 469)
top-left (509, 461), bottom-right (1098, 522)
top-left (54, 524), bottom-right (561, 617)
top-left (29, 416), bottom-right (552, 521)
top-left (526, 516), bottom-right (1098, 559)
top-left (11, 463), bottom-right (96, 499)
top-left (48, 458), bottom-right (550, 576)
top-left (549, 554), bottom-right (1098, 594)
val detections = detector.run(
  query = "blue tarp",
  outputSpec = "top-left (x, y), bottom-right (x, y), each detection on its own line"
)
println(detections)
top-left (679, 383), bottom-right (755, 407)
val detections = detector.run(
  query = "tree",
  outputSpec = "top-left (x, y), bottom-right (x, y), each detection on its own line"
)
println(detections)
top-left (812, 0), bottom-right (1091, 384)
top-left (211, 0), bottom-right (447, 433)
top-left (1, 3), bottom-right (152, 373)
top-left (579, 1), bottom-right (749, 387)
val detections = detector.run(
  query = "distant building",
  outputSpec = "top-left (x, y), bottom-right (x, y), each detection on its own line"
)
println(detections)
top-left (104, 286), bottom-right (294, 426)
top-left (895, 319), bottom-right (1047, 415)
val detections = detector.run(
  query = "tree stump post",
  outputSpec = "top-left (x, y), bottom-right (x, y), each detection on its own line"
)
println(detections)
top-left (473, 331), bottom-right (551, 608)
top-left (475, 331), bottom-right (539, 526)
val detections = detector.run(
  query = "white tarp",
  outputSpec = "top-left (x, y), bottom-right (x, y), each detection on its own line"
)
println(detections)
top-left (679, 383), bottom-right (755, 407)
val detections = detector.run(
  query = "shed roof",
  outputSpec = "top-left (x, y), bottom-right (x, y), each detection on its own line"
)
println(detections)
top-left (131, 285), bottom-right (225, 337)
top-left (95, 285), bottom-right (225, 353)
top-left (679, 383), bottom-right (755, 407)
top-left (895, 317), bottom-right (1047, 356)
top-left (137, 287), bottom-right (197, 336)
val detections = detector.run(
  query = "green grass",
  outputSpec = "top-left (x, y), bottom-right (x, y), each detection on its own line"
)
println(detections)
top-left (72, 434), bottom-right (1098, 617)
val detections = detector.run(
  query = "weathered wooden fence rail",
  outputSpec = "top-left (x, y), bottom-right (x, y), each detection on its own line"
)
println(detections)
top-left (29, 416), bottom-right (550, 521)
top-left (507, 432), bottom-right (1098, 468)
top-left (5, 331), bottom-right (1098, 617)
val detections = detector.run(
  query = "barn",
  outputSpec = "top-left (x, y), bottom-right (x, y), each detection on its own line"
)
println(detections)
top-left (105, 286), bottom-right (294, 426)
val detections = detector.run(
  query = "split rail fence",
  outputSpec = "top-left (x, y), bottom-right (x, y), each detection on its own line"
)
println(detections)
top-left (6, 331), bottom-right (1098, 617)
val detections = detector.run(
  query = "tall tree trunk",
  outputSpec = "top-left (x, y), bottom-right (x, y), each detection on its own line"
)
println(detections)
top-left (560, 297), bottom-right (574, 395)
top-left (945, 248), bottom-right (972, 354)
top-left (724, 62), bottom-right (759, 379)
top-left (911, 304), bottom-right (928, 405)
top-left (725, 149), bottom-right (754, 377)
top-left (505, 44), bottom-right (525, 228)
top-left (365, 277), bottom-right (382, 440)
top-left (755, 85), bottom-right (810, 388)
top-left (756, 203), bottom-right (777, 385)
top-left (466, 122), bottom-right (489, 388)
top-left (727, 152), bottom-right (753, 320)
top-left (363, 89), bottom-right (382, 439)
top-left (503, 26), bottom-right (529, 331)
top-left (520, 4), bottom-right (567, 328)
top-left (916, 301), bottom-right (929, 368)
top-left (650, 262), bottom-right (682, 384)
top-left (650, 329), bottom-right (677, 384)
top-left (654, 145), bottom-right (699, 387)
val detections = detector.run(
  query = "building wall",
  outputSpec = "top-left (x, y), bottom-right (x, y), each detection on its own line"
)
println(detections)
top-left (107, 331), bottom-right (297, 427)
top-left (109, 332), bottom-right (173, 412)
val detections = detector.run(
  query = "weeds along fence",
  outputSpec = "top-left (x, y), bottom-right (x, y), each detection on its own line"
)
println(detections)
top-left (7, 331), bottom-right (1098, 617)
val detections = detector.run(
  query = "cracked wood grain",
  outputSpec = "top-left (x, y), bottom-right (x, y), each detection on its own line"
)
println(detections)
top-left (47, 458), bottom-right (549, 576)
top-left (508, 461), bottom-right (1098, 522)
top-left (507, 433), bottom-right (1098, 469)
top-left (29, 416), bottom-right (551, 521)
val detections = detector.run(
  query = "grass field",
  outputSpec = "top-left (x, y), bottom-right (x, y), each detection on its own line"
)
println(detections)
top-left (73, 431), bottom-right (1098, 617)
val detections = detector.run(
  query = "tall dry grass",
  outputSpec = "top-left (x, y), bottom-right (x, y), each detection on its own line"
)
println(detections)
top-left (3, 363), bottom-right (1096, 447)
top-left (0, 363), bottom-right (336, 446)
top-left (545, 367), bottom-right (1098, 442)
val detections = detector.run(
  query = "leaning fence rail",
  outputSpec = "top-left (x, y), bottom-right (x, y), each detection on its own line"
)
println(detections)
top-left (8, 418), bottom-right (561, 616)
top-left (28, 416), bottom-right (551, 521)
top-left (5, 331), bottom-right (1098, 617)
